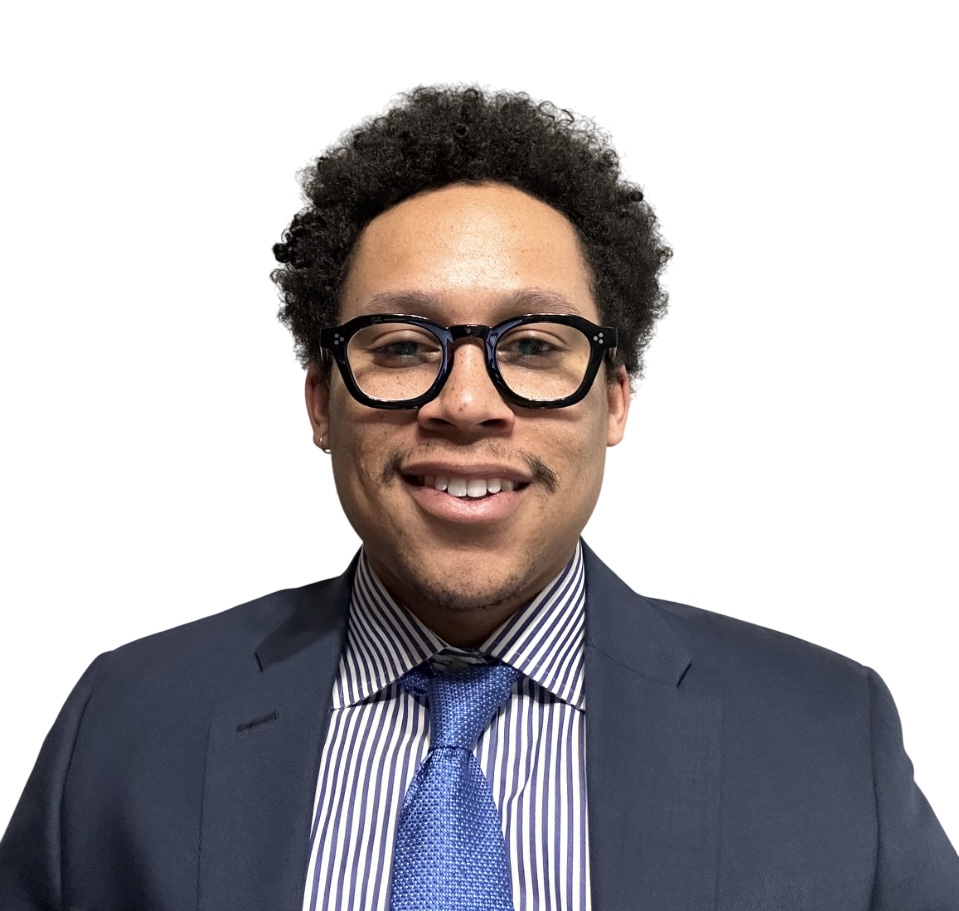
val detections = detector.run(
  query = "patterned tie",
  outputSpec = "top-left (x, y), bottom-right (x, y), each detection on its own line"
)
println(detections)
top-left (390, 661), bottom-right (522, 911)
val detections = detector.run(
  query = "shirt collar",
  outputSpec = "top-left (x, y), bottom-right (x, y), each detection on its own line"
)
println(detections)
top-left (334, 542), bottom-right (586, 712)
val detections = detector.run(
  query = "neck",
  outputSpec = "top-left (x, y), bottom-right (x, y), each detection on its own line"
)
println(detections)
top-left (402, 600), bottom-right (528, 649)
top-left (361, 543), bottom-right (579, 649)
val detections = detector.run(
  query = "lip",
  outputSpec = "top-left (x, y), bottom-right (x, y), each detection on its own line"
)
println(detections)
top-left (399, 461), bottom-right (533, 484)
top-left (402, 474), bottom-right (528, 525)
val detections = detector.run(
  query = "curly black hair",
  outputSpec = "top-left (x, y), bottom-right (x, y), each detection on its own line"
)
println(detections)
top-left (272, 86), bottom-right (671, 378)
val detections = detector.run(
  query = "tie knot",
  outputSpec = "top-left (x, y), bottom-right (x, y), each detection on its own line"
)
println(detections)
top-left (402, 662), bottom-right (521, 751)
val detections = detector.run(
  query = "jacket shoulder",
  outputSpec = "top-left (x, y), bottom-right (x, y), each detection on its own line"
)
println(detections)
top-left (641, 594), bottom-right (874, 727)
top-left (89, 573), bottom-right (350, 709)
top-left (108, 579), bottom-right (337, 666)
top-left (649, 594), bottom-right (867, 681)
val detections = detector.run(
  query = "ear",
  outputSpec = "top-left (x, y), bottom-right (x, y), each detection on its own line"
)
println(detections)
top-left (606, 366), bottom-right (630, 447)
top-left (305, 362), bottom-right (331, 450)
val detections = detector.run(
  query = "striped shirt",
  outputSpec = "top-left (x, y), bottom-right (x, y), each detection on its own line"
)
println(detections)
top-left (302, 542), bottom-right (591, 911)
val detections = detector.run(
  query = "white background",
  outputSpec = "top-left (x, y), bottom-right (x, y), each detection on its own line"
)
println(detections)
top-left (2, 0), bottom-right (956, 847)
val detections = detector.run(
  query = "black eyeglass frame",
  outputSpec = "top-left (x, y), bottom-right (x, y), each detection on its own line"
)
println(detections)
top-left (319, 313), bottom-right (619, 410)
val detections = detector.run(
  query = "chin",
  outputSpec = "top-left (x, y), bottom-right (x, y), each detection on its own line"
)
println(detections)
top-left (399, 559), bottom-right (535, 615)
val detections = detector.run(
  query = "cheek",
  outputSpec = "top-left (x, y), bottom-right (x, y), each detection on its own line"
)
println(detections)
top-left (329, 399), bottom-right (376, 491)
top-left (534, 412), bottom-right (609, 503)
top-left (563, 409), bottom-right (611, 493)
top-left (330, 402), bottom-right (408, 496)
top-left (567, 395), bottom-right (611, 456)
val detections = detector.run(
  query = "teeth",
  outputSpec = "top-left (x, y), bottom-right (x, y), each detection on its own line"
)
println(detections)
top-left (447, 478), bottom-right (468, 497)
top-left (423, 476), bottom-right (517, 497)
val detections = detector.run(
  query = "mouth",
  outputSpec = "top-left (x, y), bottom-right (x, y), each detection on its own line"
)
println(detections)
top-left (403, 474), bottom-right (530, 500)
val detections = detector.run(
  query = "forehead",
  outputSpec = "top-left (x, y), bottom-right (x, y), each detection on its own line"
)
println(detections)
top-left (340, 183), bottom-right (599, 325)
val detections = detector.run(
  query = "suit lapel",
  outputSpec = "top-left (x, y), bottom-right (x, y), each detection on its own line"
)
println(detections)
top-left (583, 545), bottom-right (722, 911)
top-left (197, 567), bottom-right (353, 911)
top-left (195, 547), bottom-right (720, 911)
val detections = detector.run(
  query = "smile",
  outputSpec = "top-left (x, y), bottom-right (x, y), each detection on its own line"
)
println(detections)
top-left (407, 475), bottom-right (527, 499)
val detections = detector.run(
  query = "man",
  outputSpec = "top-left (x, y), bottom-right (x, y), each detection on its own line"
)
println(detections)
top-left (1, 86), bottom-right (957, 910)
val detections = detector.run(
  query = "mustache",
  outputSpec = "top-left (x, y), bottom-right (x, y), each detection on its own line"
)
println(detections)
top-left (381, 448), bottom-right (558, 493)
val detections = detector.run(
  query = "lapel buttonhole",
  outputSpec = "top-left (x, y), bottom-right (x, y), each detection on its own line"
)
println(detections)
top-left (236, 710), bottom-right (279, 733)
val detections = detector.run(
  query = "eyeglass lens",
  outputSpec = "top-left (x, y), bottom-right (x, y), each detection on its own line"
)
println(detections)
top-left (345, 321), bottom-right (593, 403)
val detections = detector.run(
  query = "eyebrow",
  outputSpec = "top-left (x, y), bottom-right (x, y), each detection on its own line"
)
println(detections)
top-left (358, 289), bottom-right (584, 320)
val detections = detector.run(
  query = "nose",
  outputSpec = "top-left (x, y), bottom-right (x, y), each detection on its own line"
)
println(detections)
top-left (416, 338), bottom-right (515, 436)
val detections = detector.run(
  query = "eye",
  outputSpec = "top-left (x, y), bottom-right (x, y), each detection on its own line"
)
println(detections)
top-left (349, 324), bottom-right (443, 369)
top-left (513, 337), bottom-right (553, 357)
top-left (379, 339), bottom-right (428, 358)
top-left (496, 327), bottom-right (567, 366)
top-left (371, 336), bottom-right (442, 367)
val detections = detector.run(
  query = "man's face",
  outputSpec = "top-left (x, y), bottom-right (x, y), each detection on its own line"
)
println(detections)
top-left (306, 182), bottom-right (629, 643)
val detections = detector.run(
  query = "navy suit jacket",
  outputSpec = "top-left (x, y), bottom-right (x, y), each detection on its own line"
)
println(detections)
top-left (2, 544), bottom-right (957, 910)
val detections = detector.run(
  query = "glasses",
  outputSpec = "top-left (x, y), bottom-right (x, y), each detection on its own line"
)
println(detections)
top-left (319, 313), bottom-right (619, 410)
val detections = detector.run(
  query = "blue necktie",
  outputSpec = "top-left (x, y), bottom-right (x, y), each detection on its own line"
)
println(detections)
top-left (390, 662), bottom-right (521, 911)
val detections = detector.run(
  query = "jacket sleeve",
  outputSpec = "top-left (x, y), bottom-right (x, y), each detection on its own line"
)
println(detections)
top-left (0, 656), bottom-right (105, 911)
top-left (868, 667), bottom-right (959, 909)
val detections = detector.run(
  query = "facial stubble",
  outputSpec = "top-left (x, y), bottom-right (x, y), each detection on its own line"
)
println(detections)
top-left (377, 447), bottom-right (560, 615)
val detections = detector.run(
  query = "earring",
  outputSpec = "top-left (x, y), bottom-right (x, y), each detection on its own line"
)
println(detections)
top-left (318, 433), bottom-right (331, 454)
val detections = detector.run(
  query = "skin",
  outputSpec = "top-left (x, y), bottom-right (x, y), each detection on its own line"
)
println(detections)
top-left (306, 182), bottom-right (630, 646)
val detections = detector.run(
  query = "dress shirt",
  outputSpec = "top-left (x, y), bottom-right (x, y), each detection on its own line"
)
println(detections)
top-left (302, 542), bottom-right (590, 911)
